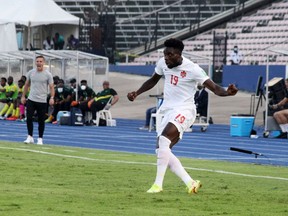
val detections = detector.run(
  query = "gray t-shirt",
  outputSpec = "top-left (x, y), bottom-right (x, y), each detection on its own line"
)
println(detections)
top-left (27, 69), bottom-right (53, 103)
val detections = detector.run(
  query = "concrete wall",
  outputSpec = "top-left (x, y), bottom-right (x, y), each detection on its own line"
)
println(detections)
top-left (110, 64), bottom-right (287, 93)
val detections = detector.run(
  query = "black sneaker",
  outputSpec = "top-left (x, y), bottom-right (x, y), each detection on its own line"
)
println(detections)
top-left (275, 132), bottom-right (287, 139)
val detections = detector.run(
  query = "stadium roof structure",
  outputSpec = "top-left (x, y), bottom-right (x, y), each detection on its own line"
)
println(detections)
top-left (0, 50), bottom-right (109, 93)
top-left (0, 50), bottom-right (108, 61)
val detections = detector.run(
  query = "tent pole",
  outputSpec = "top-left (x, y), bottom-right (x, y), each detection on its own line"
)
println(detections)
top-left (27, 22), bottom-right (31, 51)
top-left (76, 51), bottom-right (79, 101)
top-left (264, 55), bottom-right (269, 132)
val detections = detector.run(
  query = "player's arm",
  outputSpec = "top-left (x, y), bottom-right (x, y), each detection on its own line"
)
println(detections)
top-left (271, 97), bottom-right (288, 109)
top-left (49, 83), bottom-right (55, 106)
top-left (203, 79), bottom-right (238, 96)
top-left (127, 73), bottom-right (162, 101)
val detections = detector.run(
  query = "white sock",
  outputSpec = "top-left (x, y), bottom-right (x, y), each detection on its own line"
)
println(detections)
top-left (279, 124), bottom-right (286, 132)
top-left (154, 135), bottom-right (171, 188)
top-left (168, 152), bottom-right (193, 187)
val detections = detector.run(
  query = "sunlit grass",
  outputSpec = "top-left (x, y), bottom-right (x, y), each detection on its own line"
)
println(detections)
top-left (0, 141), bottom-right (287, 216)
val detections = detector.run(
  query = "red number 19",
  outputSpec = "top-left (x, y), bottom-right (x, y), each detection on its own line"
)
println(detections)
top-left (170, 75), bottom-right (178, 85)
top-left (175, 114), bottom-right (185, 124)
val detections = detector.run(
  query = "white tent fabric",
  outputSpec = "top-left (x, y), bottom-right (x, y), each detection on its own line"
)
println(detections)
top-left (0, 0), bottom-right (79, 27)
top-left (0, 0), bottom-right (80, 50)
top-left (0, 23), bottom-right (18, 52)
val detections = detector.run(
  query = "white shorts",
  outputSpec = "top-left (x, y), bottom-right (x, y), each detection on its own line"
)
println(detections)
top-left (157, 106), bottom-right (197, 139)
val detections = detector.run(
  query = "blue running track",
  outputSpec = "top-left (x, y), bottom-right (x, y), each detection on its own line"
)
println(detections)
top-left (0, 119), bottom-right (287, 167)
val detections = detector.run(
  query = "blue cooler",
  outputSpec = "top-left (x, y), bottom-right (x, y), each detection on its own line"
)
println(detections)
top-left (57, 111), bottom-right (70, 125)
top-left (230, 115), bottom-right (254, 137)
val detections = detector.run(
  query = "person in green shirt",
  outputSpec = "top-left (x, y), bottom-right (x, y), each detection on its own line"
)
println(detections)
top-left (45, 79), bottom-right (73, 123)
top-left (79, 81), bottom-right (119, 124)
top-left (6, 79), bottom-right (26, 121)
top-left (0, 76), bottom-right (18, 119)
top-left (0, 77), bottom-right (7, 111)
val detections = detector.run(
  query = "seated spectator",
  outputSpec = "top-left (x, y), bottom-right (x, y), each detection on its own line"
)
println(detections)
top-left (67, 34), bottom-right (79, 50)
top-left (53, 33), bottom-right (65, 50)
top-left (6, 79), bottom-right (26, 121)
top-left (78, 80), bottom-right (95, 104)
top-left (79, 81), bottom-right (119, 124)
top-left (0, 77), bottom-right (7, 111)
top-left (229, 45), bottom-right (243, 65)
top-left (43, 36), bottom-right (54, 50)
top-left (20, 75), bottom-right (27, 83)
top-left (270, 87), bottom-right (288, 139)
top-left (0, 76), bottom-right (18, 120)
top-left (139, 106), bottom-right (157, 130)
top-left (70, 78), bottom-right (77, 90)
top-left (53, 75), bottom-right (60, 87)
top-left (139, 95), bottom-right (163, 130)
top-left (45, 79), bottom-right (73, 123)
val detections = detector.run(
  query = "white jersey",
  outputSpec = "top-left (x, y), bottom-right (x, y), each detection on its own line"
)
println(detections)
top-left (155, 56), bottom-right (209, 109)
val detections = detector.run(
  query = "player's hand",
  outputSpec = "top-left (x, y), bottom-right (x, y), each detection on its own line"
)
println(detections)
top-left (21, 96), bottom-right (26, 105)
top-left (227, 84), bottom-right (238, 96)
top-left (269, 104), bottom-right (278, 110)
top-left (127, 91), bottom-right (137, 101)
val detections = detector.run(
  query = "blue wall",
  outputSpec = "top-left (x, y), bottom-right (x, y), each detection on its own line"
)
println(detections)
top-left (109, 65), bottom-right (155, 76)
top-left (222, 65), bottom-right (286, 92)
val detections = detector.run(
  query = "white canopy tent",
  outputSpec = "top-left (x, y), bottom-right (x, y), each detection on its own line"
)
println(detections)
top-left (0, 0), bottom-right (80, 50)
top-left (0, 22), bottom-right (18, 51)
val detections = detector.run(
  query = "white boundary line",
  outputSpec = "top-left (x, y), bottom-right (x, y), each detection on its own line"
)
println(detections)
top-left (1, 146), bottom-right (288, 181)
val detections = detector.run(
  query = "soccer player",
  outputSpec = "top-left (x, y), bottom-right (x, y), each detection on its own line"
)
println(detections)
top-left (127, 38), bottom-right (238, 194)
top-left (21, 55), bottom-right (55, 145)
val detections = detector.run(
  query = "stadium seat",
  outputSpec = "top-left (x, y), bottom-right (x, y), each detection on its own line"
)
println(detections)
top-left (94, 97), bottom-right (116, 127)
top-left (149, 111), bottom-right (164, 132)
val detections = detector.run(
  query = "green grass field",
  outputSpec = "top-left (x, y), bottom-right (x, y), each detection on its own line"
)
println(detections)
top-left (0, 141), bottom-right (287, 216)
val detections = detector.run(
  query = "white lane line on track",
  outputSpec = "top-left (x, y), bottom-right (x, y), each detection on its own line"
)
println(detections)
top-left (1, 146), bottom-right (287, 181)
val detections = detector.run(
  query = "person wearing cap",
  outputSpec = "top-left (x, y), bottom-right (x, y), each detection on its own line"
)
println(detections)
top-left (79, 81), bottom-right (119, 124)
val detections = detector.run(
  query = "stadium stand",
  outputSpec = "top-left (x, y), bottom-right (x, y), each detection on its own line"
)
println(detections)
top-left (131, 0), bottom-right (288, 66)
top-left (54, 0), bottom-right (246, 54)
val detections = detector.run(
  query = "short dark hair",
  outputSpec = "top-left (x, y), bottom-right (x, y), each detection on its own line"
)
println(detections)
top-left (80, 80), bottom-right (87, 84)
top-left (164, 38), bottom-right (184, 53)
top-left (58, 79), bottom-right (64, 84)
top-left (18, 79), bottom-right (24, 84)
top-left (70, 78), bottom-right (76, 84)
top-left (36, 55), bottom-right (45, 60)
top-left (1, 77), bottom-right (6, 82)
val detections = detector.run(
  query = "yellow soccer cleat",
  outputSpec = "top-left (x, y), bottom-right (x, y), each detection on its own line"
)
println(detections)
top-left (147, 184), bottom-right (163, 193)
top-left (187, 180), bottom-right (202, 194)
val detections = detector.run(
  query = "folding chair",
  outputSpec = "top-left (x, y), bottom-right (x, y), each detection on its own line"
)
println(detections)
top-left (148, 97), bottom-right (164, 132)
top-left (149, 111), bottom-right (164, 132)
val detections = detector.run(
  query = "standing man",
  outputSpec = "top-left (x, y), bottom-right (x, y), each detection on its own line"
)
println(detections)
top-left (21, 56), bottom-right (55, 145)
top-left (127, 38), bottom-right (238, 194)
top-left (194, 84), bottom-right (208, 117)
